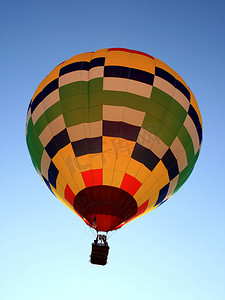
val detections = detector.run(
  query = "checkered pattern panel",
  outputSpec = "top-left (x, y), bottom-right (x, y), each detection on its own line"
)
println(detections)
top-left (26, 48), bottom-right (202, 229)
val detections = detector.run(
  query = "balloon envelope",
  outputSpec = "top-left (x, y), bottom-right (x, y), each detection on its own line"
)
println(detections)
top-left (26, 48), bottom-right (202, 232)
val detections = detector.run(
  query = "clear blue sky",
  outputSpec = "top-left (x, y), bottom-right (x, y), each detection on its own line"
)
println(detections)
top-left (1, 0), bottom-right (225, 299)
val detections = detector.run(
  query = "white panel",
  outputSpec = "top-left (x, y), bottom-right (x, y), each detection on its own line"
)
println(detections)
top-left (41, 150), bottom-right (51, 179)
top-left (32, 102), bottom-right (44, 124)
top-left (59, 70), bottom-right (88, 87)
top-left (170, 137), bottom-right (188, 172)
top-left (103, 77), bottom-right (151, 98)
top-left (137, 128), bottom-right (168, 159)
top-left (89, 66), bottom-right (104, 80)
top-left (173, 89), bottom-right (190, 112)
top-left (42, 89), bottom-right (60, 111)
top-left (184, 115), bottom-right (199, 154)
top-left (123, 107), bottom-right (146, 126)
top-left (103, 105), bottom-right (124, 122)
top-left (154, 76), bottom-right (175, 98)
top-left (39, 115), bottom-right (66, 147)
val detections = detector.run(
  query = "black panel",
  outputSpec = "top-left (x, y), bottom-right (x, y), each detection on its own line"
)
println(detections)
top-left (129, 68), bottom-right (154, 85)
top-left (90, 57), bottom-right (105, 68)
top-left (104, 66), bottom-right (129, 79)
top-left (48, 162), bottom-right (59, 189)
top-left (72, 136), bottom-right (102, 157)
top-left (45, 129), bottom-right (70, 159)
top-left (155, 67), bottom-right (176, 86)
top-left (162, 149), bottom-right (179, 180)
top-left (121, 122), bottom-right (141, 141)
top-left (104, 66), bottom-right (154, 86)
top-left (31, 78), bottom-right (58, 113)
top-left (59, 61), bottom-right (90, 76)
top-left (175, 80), bottom-right (190, 101)
top-left (131, 143), bottom-right (160, 171)
top-left (154, 183), bottom-right (169, 207)
top-left (103, 120), bottom-right (121, 137)
top-left (188, 104), bottom-right (203, 145)
top-left (103, 121), bottom-right (140, 141)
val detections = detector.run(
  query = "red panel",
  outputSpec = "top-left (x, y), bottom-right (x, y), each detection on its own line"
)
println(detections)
top-left (93, 169), bottom-right (103, 185)
top-left (108, 48), bottom-right (154, 60)
top-left (64, 184), bottom-right (75, 205)
top-left (81, 169), bottom-right (102, 187)
top-left (120, 173), bottom-right (142, 196)
top-left (136, 200), bottom-right (149, 217)
top-left (81, 170), bottom-right (93, 187)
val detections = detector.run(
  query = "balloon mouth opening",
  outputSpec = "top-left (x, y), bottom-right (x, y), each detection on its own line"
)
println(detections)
top-left (73, 185), bottom-right (138, 232)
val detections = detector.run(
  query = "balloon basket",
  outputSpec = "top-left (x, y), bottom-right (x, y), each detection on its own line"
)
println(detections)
top-left (90, 234), bottom-right (109, 266)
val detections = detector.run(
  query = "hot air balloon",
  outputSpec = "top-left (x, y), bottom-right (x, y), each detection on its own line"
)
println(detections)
top-left (26, 48), bottom-right (202, 265)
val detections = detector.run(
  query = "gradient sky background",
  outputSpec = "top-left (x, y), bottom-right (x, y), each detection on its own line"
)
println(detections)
top-left (1, 0), bottom-right (225, 299)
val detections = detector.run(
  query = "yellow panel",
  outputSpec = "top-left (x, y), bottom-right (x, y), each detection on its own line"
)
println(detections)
top-left (73, 173), bottom-right (85, 191)
top-left (102, 152), bottom-right (116, 169)
top-left (135, 191), bottom-right (149, 207)
top-left (117, 139), bottom-right (135, 156)
top-left (131, 53), bottom-right (155, 74)
top-left (77, 154), bottom-right (91, 172)
top-left (83, 52), bottom-right (95, 62)
top-left (103, 169), bottom-right (114, 185)
top-left (133, 185), bottom-right (147, 202)
top-left (103, 136), bottom-right (119, 153)
top-left (115, 154), bottom-right (130, 172)
top-left (189, 90), bottom-right (203, 128)
top-left (67, 177), bottom-right (80, 196)
top-left (144, 177), bottom-right (159, 195)
top-left (105, 50), bottom-right (132, 67)
top-left (136, 164), bottom-right (152, 184)
top-left (56, 172), bottom-right (67, 193)
top-left (148, 190), bottom-right (159, 207)
top-left (152, 161), bottom-right (170, 189)
top-left (90, 153), bottom-right (103, 169)
top-left (111, 170), bottom-right (124, 188)
top-left (126, 158), bottom-right (142, 177)
top-left (59, 162), bottom-right (74, 183)
top-left (92, 48), bottom-right (108, 59)
top-left (52, 144), bottom-right (75, 171)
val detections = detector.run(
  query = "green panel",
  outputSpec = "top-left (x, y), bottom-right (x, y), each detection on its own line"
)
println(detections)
top-left (146, 99), bottom-right (168, 121)
top-left (163, 111), bottom-right (183, 136)
top-left (169, 98), bottom-right (187, 123)
top-left (158, 124), bottom-right (177, 147)
top-left (26, 118), bottom-right (44, 171)
top-left (60, 93), bottom-right (88, 113)
top-left (88, 78), bottom-right (103, 93)
top-left (150, 87), bottom-right (172, 109)
top-left (59, 81), bottom-right (88, 98)
top-left (88, 105), bottom-right (102, 122)
top-left (63, 107), bottom-right (89, 127)
top-left (177, 126), bottom-right (194, 163)
top-left (88, 91), bottom-right (103, 107)
top-left (103, 91), bottom-right (149, 111)
top-left (34, 114), bottom-right (48, 136)
top-left (142, 113), bottom-right (164, 137)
